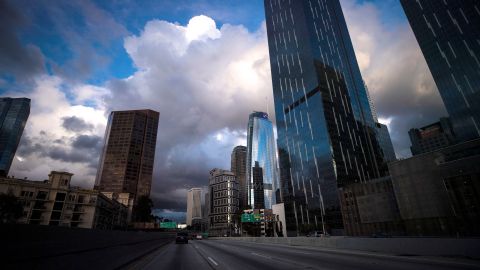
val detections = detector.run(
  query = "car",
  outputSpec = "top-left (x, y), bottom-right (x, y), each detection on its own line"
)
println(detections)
top-left (176, 232), bottom-right (189, 244)
top-left (196, 234), bottom-right (203, 240)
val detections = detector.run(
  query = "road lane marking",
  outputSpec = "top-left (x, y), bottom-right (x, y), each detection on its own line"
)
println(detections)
top-left (251, 252), bottom-right (272, 259)
top-left (208, 257), bottom-right (219, 266)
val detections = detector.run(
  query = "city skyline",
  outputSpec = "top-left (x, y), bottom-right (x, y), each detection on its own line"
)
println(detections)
top-left (1, 0), bottom-right (447, 217)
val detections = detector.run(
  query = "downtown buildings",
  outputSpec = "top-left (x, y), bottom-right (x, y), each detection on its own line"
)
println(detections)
top-left (0, 171), bottom-right (128, 229)
top-left (264, 0), bottom-right (390, 235)
top-left (186, 188), bottom-right (202, 227)
top-left (208, 168), bottom-right (239, 236)
top-left (95, 109), bottom-right (159, 220)
top-left (0, 97), bottom-right (30, 177)
top-left (231, 146), bottom-right (247, 209)
top-left (400, 0), bottom-right (480, 142)
top-left (246, 112), bottom-right (279, 210)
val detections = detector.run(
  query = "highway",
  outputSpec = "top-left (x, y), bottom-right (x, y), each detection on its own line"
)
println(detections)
top-left (130, 239), bottom-right (480, 270)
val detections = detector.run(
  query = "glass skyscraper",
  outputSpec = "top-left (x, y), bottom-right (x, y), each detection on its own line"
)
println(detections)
top-left (0, 97), bottom-right (30, 176)
top-left (246, 111), bottom-right (280, 210)
top-left (264, 0), bottom-right (387, 235)
top-left (401, 0), bottom-right (480, 142)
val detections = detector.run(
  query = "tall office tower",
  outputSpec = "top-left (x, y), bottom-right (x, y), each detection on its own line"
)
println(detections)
top-left (246, 112), bottom-right (279, 210)
top-left (231, 145), bottom-right (247, 209)
top-left (186, 188), bottom-right (202, 226)
top-left (252, 161), bottom-right (265, 209)
top-left (401, 0), bottom-right (480, 142)
top-left (208, 168), bottom-right (239, 236)
top-left (0, 97), bottom-right (30, 177)
top-left (264, 0), bottom-right (387, 235)
top-left (409, 117), bottom-right (455, 155)
top-left (375, 123), bottom-right (396, 162)
top-left (95, 110), bottom-right (159, 203)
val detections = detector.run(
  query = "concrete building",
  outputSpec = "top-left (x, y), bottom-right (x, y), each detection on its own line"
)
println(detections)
top-left (389, 139), bottom-right (480, 236)
top-left (0, 97), bottom-right (30, 177)
top-left (208, 168), bottom-right (239, 237)
top-left (231, 145), bottom-right (247, 209)
top-left (401, 0), bottom-right (480, 142)
top-left (409, 117), bottom-right (455, 155)
top-left (186, 188), bottom-right (202, 227)
top-left (0, 171), bottom-right (128, 229)
top-left (95, 109), bottom-right (159, 220)
top-left (339, 177), bottom-right (403, 237)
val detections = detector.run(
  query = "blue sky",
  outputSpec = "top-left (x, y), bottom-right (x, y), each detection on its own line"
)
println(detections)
top-left (1, 0), bottom-right (445, 220)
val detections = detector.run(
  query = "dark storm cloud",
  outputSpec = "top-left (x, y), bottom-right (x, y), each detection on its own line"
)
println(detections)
top-left (62, 116), bottom-right (95, 132)
top-left (72, 134), bottom-right (102, 149)
top-left (0, 0), bottom-right (45, 81)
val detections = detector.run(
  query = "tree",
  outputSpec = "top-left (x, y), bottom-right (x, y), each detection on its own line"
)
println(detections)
top-left (0, 192), bottom-right (23, 224)
top-left (134, 195), bottom-right (154, 222)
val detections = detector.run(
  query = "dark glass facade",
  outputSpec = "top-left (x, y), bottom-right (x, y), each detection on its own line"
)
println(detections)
top-left (95, 109), bottom-right (159, 202)
top-left (401, 0), bottom-right (480, 142)
top-left (0, 97), bottom-right (30, 176)
top-left (376, 123), bottom-right (396, 162)
top-left (264, 0), bottom-right (387, 235)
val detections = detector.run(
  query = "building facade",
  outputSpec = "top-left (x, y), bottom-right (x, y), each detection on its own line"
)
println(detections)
top-left (389, 139), bottom-right (480, 236)
top-left (375, 123), bottom-right (396, 162)
top-left (408, 117), bottom-right (456, 155)
top-left (0, 97), bottom-right (30, 177)
top-left (339, 177), bottom-right (403, 236)
top-left (95, 109), bottom-right (159, 207)
top-left (186, 188), bottom-right (202, 226)
top-left (264, 0), bottom-right (387, 235)
top-left (401, 0), bottom-right (480, 142)
top-left (252, 161), bottom-right (265, 209)
top-left (246, 112), bottom-right (279, 210)
top-left (231, 146), bottom-right (247, 209)
top-left (0, 171), bottom-right (128, 229)
top-left (208, 168), bottom-right (239, 237)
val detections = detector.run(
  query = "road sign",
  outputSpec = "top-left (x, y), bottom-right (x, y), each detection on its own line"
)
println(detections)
top-left (160, 221), bottom-right (177, 228)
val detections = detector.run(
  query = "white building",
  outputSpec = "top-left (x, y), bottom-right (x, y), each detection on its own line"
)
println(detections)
top-left (186, 188), bottom-right (202, 226)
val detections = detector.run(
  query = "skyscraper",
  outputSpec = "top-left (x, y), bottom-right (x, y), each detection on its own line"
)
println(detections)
top-left (0, 97), bottom-right (30, 176)
top-left (400, 0), bottom-right (480, 142)
top-left (231, 145), bottom-right (247, 209)
top-left (246, 111), bottom-right (279, 210)
top-left (375, 123), bottom-right (396, 162)
top-left (264, 0), bottom-right (387, 235)
top-left (409, 117), bottom-right (455, 156)
top-left (252, 161), bottom-right (265, 209)
top-left (186, 188), bottom-right (202, 226)
top-left (95, 109), bottom-right (159, 204)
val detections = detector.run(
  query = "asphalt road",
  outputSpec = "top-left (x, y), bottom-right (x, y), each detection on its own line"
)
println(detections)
top-left (132, 239), bottom-right (480, 270)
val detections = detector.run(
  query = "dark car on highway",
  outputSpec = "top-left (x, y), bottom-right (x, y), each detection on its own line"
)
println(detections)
top-left (176, 232), bottom-right (189, 244)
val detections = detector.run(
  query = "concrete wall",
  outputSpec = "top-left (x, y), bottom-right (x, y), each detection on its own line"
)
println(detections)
top-left (213, 237), bottom-right (480, 259)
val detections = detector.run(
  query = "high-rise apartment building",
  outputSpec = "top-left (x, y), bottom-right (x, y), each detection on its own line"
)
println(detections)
top-left (264, 0), bottom-right (387, 235)
top-left (186, 188), bottom-right (202, 226)
top-left (246, 112), bottom-right (279, 210)
top-left (409, 117), bottom-right (455, 155)
top-left (231, 145), bottom-right (247, 209)
top-left (95, 110), bottom-right (159, 204)
top-left (0, 97), bottom-right (30, 176)
top-left (208, 168), bottom-right (239, 236)
top-left (400, 0), bottom-right (480, 142)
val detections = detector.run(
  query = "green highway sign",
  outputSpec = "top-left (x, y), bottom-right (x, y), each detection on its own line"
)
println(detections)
top-left (160, 221), bottom-right (177, 228)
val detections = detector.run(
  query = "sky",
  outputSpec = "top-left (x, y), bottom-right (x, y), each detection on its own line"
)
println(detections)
top-left (0, 0), bottom-right (446, 220)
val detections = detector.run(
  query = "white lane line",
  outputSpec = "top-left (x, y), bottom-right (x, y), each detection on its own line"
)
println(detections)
top-left (251, 252), bottom-right (272, 259)
top-left (208, 257), bottom-right (219, 266)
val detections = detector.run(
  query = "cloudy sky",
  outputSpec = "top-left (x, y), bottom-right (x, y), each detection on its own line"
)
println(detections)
top-left (1, 0), bottom-right (446, 219)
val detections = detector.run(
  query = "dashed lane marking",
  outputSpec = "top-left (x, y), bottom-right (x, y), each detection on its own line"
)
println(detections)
top-left (207, 257), bottom-right (219, 266)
